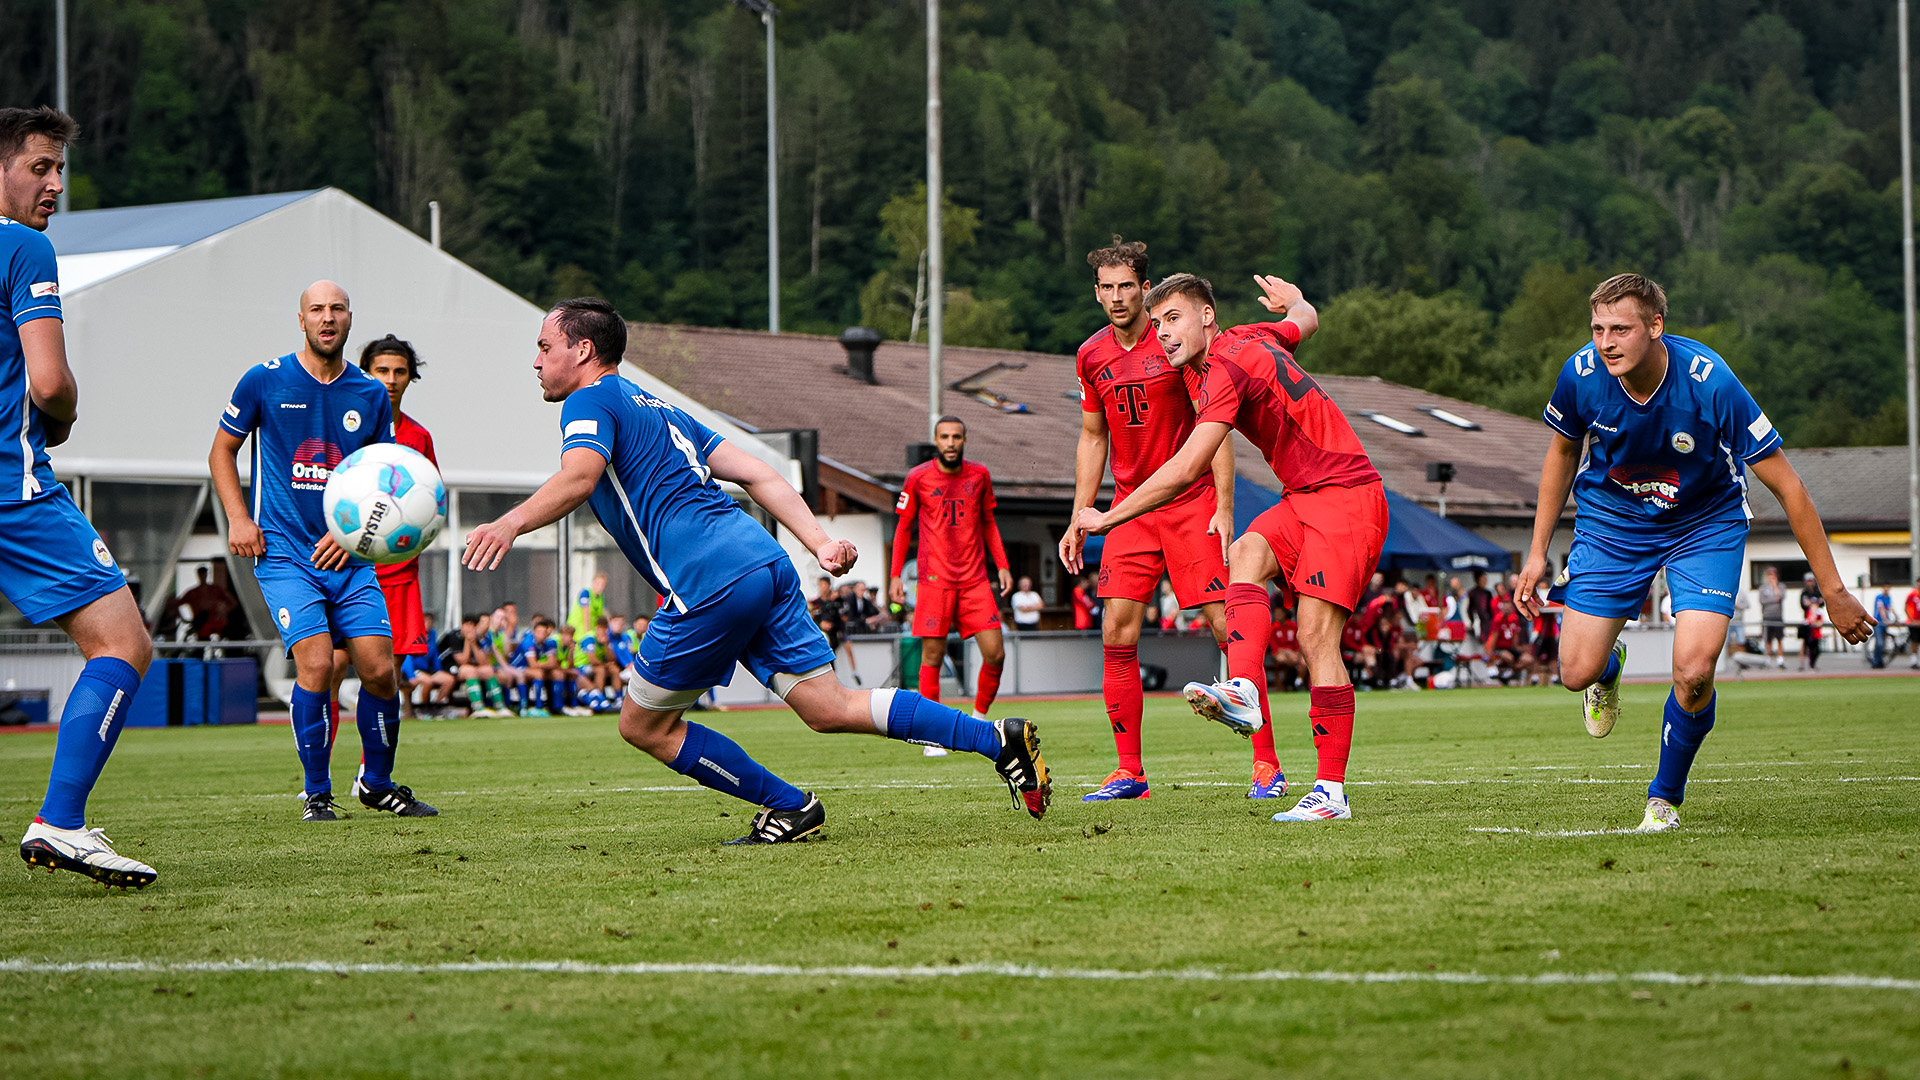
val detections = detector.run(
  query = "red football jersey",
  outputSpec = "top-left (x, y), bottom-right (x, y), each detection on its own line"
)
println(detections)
top-left (889, 459), bottom-right (1009, 588)
top-left (1183, 322), bottom-right (1380, 493)
top-left (1489, 612), bottom-right (1528, 651)
top-left (1269, 619), bottom-right (1299, 653)
top-left (1078, 326), bottom-right (1211, 506)
top-left (377, 410), bottom-right (439, 586)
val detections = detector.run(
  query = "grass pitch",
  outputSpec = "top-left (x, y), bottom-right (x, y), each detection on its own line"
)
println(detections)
top-left (0, 678), bottom-right (1915, 1078)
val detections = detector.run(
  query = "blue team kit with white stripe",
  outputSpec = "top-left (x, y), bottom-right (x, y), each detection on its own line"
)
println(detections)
top-left (219, 355), bottom-right (395, 649)
top-left (0, 216), bottom-right (125, 624)
top-left (558, 373), bottom-right (832, 692)
top-left (1543, 334), bottom-right (1783, 619)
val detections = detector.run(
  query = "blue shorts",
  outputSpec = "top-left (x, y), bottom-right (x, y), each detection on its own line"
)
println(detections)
top-left (0, 486), bottom-right (127, 624)
top-left (254, 557), bottom-right (392, 654)
top-left (1550, 516), bottom-right (1747, 620)
top-left (634, 558), bottom-right (835, 693)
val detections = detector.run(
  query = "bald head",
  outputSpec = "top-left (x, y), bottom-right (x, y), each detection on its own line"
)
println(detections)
top-left (297, 280), bottom-right (353, 362)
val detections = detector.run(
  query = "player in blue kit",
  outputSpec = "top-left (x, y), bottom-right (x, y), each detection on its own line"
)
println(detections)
top-left (462, 298), bottom-right (1051, 843)
top-left (209, 280), bottom-right (438, 822)
top-left (1515, 274), bottom-right (1872, 832)
top-left (2, 107), bottom-right (159, 888)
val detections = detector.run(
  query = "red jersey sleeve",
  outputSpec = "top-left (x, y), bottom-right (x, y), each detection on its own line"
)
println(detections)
top-left (889, 470), bottom-right (919, 579)
top-left (1076, 341), bottom-right (1102, 415)
top-left (1185, 357), bottom-right (1242, 428)
top-left (419, 427), bottom-right (438, 467)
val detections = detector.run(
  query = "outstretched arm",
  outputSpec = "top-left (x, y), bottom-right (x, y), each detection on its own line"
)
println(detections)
top-left (708, 440), bottom-right (856, 575)
top-left (1253, 274), bottom-right (1318, 343)
top-left (1077, 422), bottom-right (1231, 537)
top-left (1514, 434), bottom-right (1580, 620)
top-left (1060, 409), bottom-right (1109, 575)
top-left (1749, 450), bottom-right (1873, 643)
top-left (463, 448), bottom-right (606, 570)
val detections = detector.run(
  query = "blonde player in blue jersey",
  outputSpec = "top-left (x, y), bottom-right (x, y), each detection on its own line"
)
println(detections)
top-left (2, 107), bottom-right (158, 888)
top-left (461, 298), bottom-right (1051, 843)
top-left (1514, 274), bottom-right (1873, 832)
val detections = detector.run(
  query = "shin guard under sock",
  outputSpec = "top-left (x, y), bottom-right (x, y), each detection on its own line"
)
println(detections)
top-left (669, 723), bottom-right (806, 810)
top-left (1649, 690), bottom-right (1715, 805)
top-left (36, 657), bottom-right (142, 829)
top-left (1308, 683), bottom-right (1355, 783)
top-left (1102, 644), bottom-right (1144, 774)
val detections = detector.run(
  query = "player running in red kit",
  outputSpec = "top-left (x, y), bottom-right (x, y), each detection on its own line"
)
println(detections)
top-left (1075, 273), bottom-right (1388, 824)
top-left (1059, 237), bottom-right (1239, 802)
top-left (889, 417), bottom-right (1013, 753)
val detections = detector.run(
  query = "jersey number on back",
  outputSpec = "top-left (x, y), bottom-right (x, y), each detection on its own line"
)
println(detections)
top-left (1263, 343), bottom-right (1322, 402)
top-left (666, 422), bottom-right (712, 485)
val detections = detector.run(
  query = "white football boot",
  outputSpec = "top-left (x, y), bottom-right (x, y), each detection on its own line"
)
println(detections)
top-left (1183, 677), bottom-right (1265, 737)
top-left (1272, 783), bottom-right (1351, 822)
top-left (20, 821), bottom-right (157, 888)
top-left (1583, 640), bottom-right (1627, 738)
top-left (1636, 797), bottom-right (1680, 833)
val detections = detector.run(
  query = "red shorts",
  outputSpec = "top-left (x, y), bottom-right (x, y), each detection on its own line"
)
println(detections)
top-left (914, 579), bottom-right (1003, 639)
top-left (381, 573), bottom-right (430, 656)
top-left (1097, 492), bottom-right (1229, 608)
top-left (1246, 481), bottom-right (1388, 613)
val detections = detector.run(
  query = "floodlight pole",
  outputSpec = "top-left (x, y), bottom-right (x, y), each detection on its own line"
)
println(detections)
top-left (763, 6), bottom-right (779, 335)
top-left (55, 0), bottom-right (69, 214)
top-left (1902, 0), bottom-right (1920, 587)
top-left (926, 0), bottom-right (943, 440)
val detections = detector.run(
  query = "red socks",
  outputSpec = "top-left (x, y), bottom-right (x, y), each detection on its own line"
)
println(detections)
top-left (918, 663), bottom-right (940, 703)
top-left (327, 700), bottom-right (342, 749)
top-left (1224, 583), bottom-right (1278, 765)
top-left (1103, 645), bottom-right (1144, 774)
top-left (973, 663), bottom-right (1003, 717)
top-left (1308, 684), bottom-right (1355, 783)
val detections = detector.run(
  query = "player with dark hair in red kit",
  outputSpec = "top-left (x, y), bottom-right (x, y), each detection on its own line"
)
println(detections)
top-left (1073, 272), bottom-right (1387, 824)
top-left (1060, 236), bottom-right (1238, 803)
top-left (889, 417), bottom-right (1013, 754)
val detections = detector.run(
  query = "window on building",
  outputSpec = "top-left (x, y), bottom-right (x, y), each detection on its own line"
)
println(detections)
top-left (1869, 557), bottom-right (1913, 587)
top-left (1751, 560), bottom-right (1811, 588)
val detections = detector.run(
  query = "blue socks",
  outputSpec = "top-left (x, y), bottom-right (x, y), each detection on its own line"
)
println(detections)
top-left (1650, 690), bottom-right (1715, 805)
top-left (670, 723), bottom-right (807, 811)
top-left (37, 657), bottom-right (142, 830)
top-left (1599, 647), bottom-right (1622, 687)
top-left (290, 685), bottom-right (334, 797)
top-left (874, 689), bottom-right (1001, 758)
top-left (356, 690), bottom-right (401, 791)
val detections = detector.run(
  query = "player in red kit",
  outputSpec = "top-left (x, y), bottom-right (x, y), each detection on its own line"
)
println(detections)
top-left (888, 417), bottom-right (1014, 752)
top-left (1058, 237), bottom-right (1238, 802)
top-left (1075, 273), bottom-right (1387, 824)
top-left (359, 336), bottom-right (438, 719)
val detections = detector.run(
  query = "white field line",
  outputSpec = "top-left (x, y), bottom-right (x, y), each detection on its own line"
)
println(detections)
top-left (1, 773), bottom-right (1917, 805)
top-left (0, 957), bottom-right (1915, 992)
top-left (1472, 826), bottom-right (1667, 837)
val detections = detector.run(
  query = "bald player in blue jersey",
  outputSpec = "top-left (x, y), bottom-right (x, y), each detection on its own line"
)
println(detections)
top-left (1515, 274), bottom-right (1873, 832)
top-left (2, 107), bottom-right (158, 889)
top-left (462, 298), bottom-right (1052, 843)
top-left (209, 281), bottom-right (438, 823)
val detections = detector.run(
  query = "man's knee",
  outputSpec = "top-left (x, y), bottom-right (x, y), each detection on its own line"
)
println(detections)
top-left (978, 642), bottom-right (1006, 666)
top-left (1673, 660), bottom-right (1715, 703)
top-left (1228, 534), bottom-right (1274, 579)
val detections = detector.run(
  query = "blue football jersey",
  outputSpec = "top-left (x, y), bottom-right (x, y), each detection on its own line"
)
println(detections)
top-left (559, 373), bottom-right (784, 612)
top-left (0, 217), bottom-right (63, 502)
top-left (1544, 334), bottom-right (1782, 537)
top-left (219, 355), bottom-right (394, 558)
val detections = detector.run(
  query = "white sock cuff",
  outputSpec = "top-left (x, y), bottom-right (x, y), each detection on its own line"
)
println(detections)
top-left (868, 687), bottom-right (898, 734)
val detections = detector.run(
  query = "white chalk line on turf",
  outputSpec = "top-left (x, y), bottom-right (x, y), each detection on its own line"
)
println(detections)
top-left (0, 958), bottom-right (1915, 993)
top-left (3, 773), bottom-right (1917, 805)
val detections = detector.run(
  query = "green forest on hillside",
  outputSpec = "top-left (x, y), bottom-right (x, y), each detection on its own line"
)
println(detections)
top-left (3, 0), bottom-right (1914, 444)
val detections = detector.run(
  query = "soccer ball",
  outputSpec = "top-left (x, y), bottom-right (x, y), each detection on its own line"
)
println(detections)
top-left (322, 444), bottom-right (447, 565)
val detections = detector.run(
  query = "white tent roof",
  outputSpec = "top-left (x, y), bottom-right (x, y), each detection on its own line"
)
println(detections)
top-left (45, 188), bottom-right (788, 489)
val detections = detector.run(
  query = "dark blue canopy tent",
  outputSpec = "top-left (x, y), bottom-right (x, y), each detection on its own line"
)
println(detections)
top-left (1084, 478), bottom-right (1508, 574)
top-left (1225, 477), bottom-right (1509, 573)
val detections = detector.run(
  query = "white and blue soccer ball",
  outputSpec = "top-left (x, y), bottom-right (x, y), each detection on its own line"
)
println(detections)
top-left (322, 443), bottom-right (447, 565)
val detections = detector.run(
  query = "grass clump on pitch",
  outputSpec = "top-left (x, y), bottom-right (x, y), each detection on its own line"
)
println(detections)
top-left (0, 679), bottom-right (1914, 1078)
